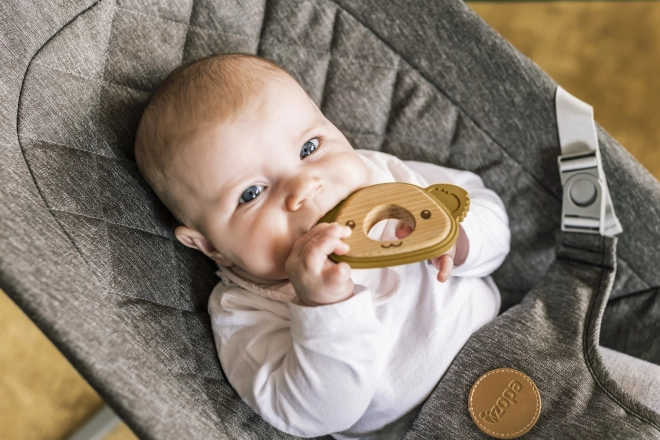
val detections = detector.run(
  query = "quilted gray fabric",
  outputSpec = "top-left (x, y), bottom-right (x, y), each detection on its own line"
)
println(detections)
top-left (1, 0), bottom-right (658, 438)
top-left (403, 231), bottom-right (660, 439)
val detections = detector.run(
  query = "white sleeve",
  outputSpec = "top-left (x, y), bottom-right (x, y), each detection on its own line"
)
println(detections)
top-left (403, 160), bottom-right (511, 278)
top-left (208, 284), bottom-right (381, 437)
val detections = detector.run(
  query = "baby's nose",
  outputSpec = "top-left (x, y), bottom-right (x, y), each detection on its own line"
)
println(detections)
top-left (286, 177), bottom-right (323, 211)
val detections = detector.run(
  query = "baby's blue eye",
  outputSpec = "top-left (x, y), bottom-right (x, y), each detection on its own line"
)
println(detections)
top-left (239, 185), bottom-right (264, 205)
top-left (300, 138), bottom-right (319, 159)
top-left (238, 138), bottom-right (319, 206)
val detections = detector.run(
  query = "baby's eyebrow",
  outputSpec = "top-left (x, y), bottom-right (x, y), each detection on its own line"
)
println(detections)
top-left (295, 118), bottom-right (326, 143)
top-left (219, 178), bottom-right (244, 209)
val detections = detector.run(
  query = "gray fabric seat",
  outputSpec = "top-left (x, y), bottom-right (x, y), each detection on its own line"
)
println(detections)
top-left (1, 0), bottom-right (658, 438)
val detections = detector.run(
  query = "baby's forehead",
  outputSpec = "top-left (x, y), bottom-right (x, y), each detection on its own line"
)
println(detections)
top-left (167, 72), bottom-right (318, 165)
top-left (174, 76), bottom-right (288, 130)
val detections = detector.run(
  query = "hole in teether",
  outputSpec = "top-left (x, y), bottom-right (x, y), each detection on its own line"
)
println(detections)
top-left (364, 204), bottom-right (416, 242)
top-left (367, 219), bottom-right (415, 241)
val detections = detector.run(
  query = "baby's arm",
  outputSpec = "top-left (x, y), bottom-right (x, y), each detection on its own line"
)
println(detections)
top-left (208, 283), bottom-right (381, 437)
top-left (404, 160), bottom-right (511, 278)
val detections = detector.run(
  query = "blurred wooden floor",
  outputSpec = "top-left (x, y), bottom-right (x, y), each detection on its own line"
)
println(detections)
top-left (472, 2), bottom-right (660, 181)
top-left (1, 2), bottom-right (658, 439)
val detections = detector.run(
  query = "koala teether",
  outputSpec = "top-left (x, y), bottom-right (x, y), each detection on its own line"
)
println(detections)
top-left (316, 183), bottom-right (469, 269)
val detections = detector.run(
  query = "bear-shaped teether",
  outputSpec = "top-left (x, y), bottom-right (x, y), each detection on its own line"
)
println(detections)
top-left (316, 183), bottom-right (469, 268)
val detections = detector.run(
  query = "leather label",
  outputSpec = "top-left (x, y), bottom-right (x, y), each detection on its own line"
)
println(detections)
top-left (469, 368), bottom-right (541, 438)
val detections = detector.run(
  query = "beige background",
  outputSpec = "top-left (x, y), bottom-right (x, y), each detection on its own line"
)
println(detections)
top-left (1, 3), bottom-right (658, 439)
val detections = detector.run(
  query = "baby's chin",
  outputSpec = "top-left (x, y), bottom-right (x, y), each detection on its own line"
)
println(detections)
top-left (230, 263), bottom-right (289, 284)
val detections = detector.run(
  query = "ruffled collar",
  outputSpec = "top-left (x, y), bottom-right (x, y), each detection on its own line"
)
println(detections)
top-left (215, 265), bottom-right (298, 303)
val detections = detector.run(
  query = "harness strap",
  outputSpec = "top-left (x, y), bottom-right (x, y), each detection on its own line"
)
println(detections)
top-left (556, 87), bottom-right (623, 236)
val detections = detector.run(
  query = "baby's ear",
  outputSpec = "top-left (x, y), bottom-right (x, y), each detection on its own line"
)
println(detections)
top-left (175, 226), bottom-right (232, 266)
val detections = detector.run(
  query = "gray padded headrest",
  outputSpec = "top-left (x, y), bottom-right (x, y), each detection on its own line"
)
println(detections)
top-left (5, 0), bottom-right (659, 437)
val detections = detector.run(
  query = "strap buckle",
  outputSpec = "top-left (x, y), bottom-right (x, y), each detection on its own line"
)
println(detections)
top-left (556, 87), bottom-right (622, 236)
top-left (558, 149), bottom-right (605, 234)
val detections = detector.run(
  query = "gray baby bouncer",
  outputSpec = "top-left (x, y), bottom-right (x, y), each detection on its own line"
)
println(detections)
top-left (1, 0), bottom-right (659, 438)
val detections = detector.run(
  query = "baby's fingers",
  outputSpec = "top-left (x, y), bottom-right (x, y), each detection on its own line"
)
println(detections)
top-left (435, 254), bottom-right (454, 283)
top-left (302, 226), bottom-right (350, 271)
top-left (323, 260), bottom-right (352, 286)
top-left (290, 222), bottom-right (336, 256)
top-left (290, 223), bottom-right (346, 258)
top-left (395, 222), bottom-right (414, 239)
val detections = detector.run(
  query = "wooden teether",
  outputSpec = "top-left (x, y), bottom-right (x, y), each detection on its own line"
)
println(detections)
top-left (316, 183), bottom-right (470, 268)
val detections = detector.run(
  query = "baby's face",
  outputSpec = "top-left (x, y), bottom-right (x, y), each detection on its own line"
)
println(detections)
top-left (171, 76), bottom-right (372, 282)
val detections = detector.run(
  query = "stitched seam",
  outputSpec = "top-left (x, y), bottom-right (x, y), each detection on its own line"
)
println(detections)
top-left (255, 0), bottom-right (268, 55)
top-left (170, 372), bottom-right (227, 384)
top-left (115, 4), bottom-right (187, 25)
top-left (94, 1), bottom-right (118, 285)
top-left (342, 128), bottom-right (454, 146)
top-left (115, 4), bottom-right (252, 41)
top-left (188, 24), bottom-right (253, 40)
top-left (555, 255), bottom-right (609, 268)
top-left (614, 249), bottom-right (652, 293)
top-left (606, 286), bottom-right (660, 304)
top-left (48, 208), bottom-right (175, 241)
top-left (18, 134), bottom-right (133, 162)
top-left (30, 60), bottom-right (93, 83)
top-left (94, 0), bottom-right (116, 158)
top-left (261, 36), bottom-right (329, 55)
top-left (16, 1), bottom-right (103, 268)
top-left (319, 7), bottom-right (340, 111)
top-left (378, 59), bottom-right (400, 151)
top-left (325, 0), bottom-right (561, 202)
top-left (555, 256), bottom-right (645, 295)
top-left (262, 37), bottom-right (397, 70)
top-left (582, 236), bottom-right (660, 432)
top-left (560, 241), bottom-right (603, 254)
top-left (30, 60), bottom-right (149, 94)
top-left (116, 293), bottom-right (202, 313)
top-left (333, 54), bottom-right (396, 70)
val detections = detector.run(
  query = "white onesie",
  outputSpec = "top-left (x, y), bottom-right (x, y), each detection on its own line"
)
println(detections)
top-left (208, 149), bottom-right (511, 439)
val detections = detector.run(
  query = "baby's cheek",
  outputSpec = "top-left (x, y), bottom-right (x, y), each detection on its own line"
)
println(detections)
top-left (271, 232), bottom-right (297, 274)
top-left (254, 229), bottom-right (293, 278)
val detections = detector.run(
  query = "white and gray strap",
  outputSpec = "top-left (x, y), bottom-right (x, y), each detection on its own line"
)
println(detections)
top-left (555, 86), bottom-right (623, 236)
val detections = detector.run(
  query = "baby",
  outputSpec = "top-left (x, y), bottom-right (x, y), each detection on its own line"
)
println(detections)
top-left (134, 53), bottom-right (510, 438)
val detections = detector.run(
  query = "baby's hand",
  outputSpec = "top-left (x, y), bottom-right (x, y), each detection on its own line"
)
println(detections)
top-left (429, 244), bottom-right (457, 283)
top-left (286, 223), bottom-right (354, 307)
top-left (395, 222), bottom-right (456, 283)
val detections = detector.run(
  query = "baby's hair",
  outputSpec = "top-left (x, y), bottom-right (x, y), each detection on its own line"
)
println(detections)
top-left (134, 53), bottom-right (293, 230)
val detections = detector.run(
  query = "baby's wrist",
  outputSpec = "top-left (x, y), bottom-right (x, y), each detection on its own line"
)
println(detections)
top-left (296, 289), bottom-right (354, 307)
top-left (453, 225), bottom-right (469, 266)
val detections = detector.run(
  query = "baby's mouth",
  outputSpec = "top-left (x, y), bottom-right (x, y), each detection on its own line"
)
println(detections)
top-left (306, 219), bottom-right (323, 235)
top-left (311, 215), bottom-right (324, 231)
top-left (312, 209), bottom-right (332, 230)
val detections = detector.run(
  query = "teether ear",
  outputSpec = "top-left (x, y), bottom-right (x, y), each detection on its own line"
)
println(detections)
top-left (317, 182), bottom-right (470, 269)
top-left (425, 184), bottom-right (470, 223)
